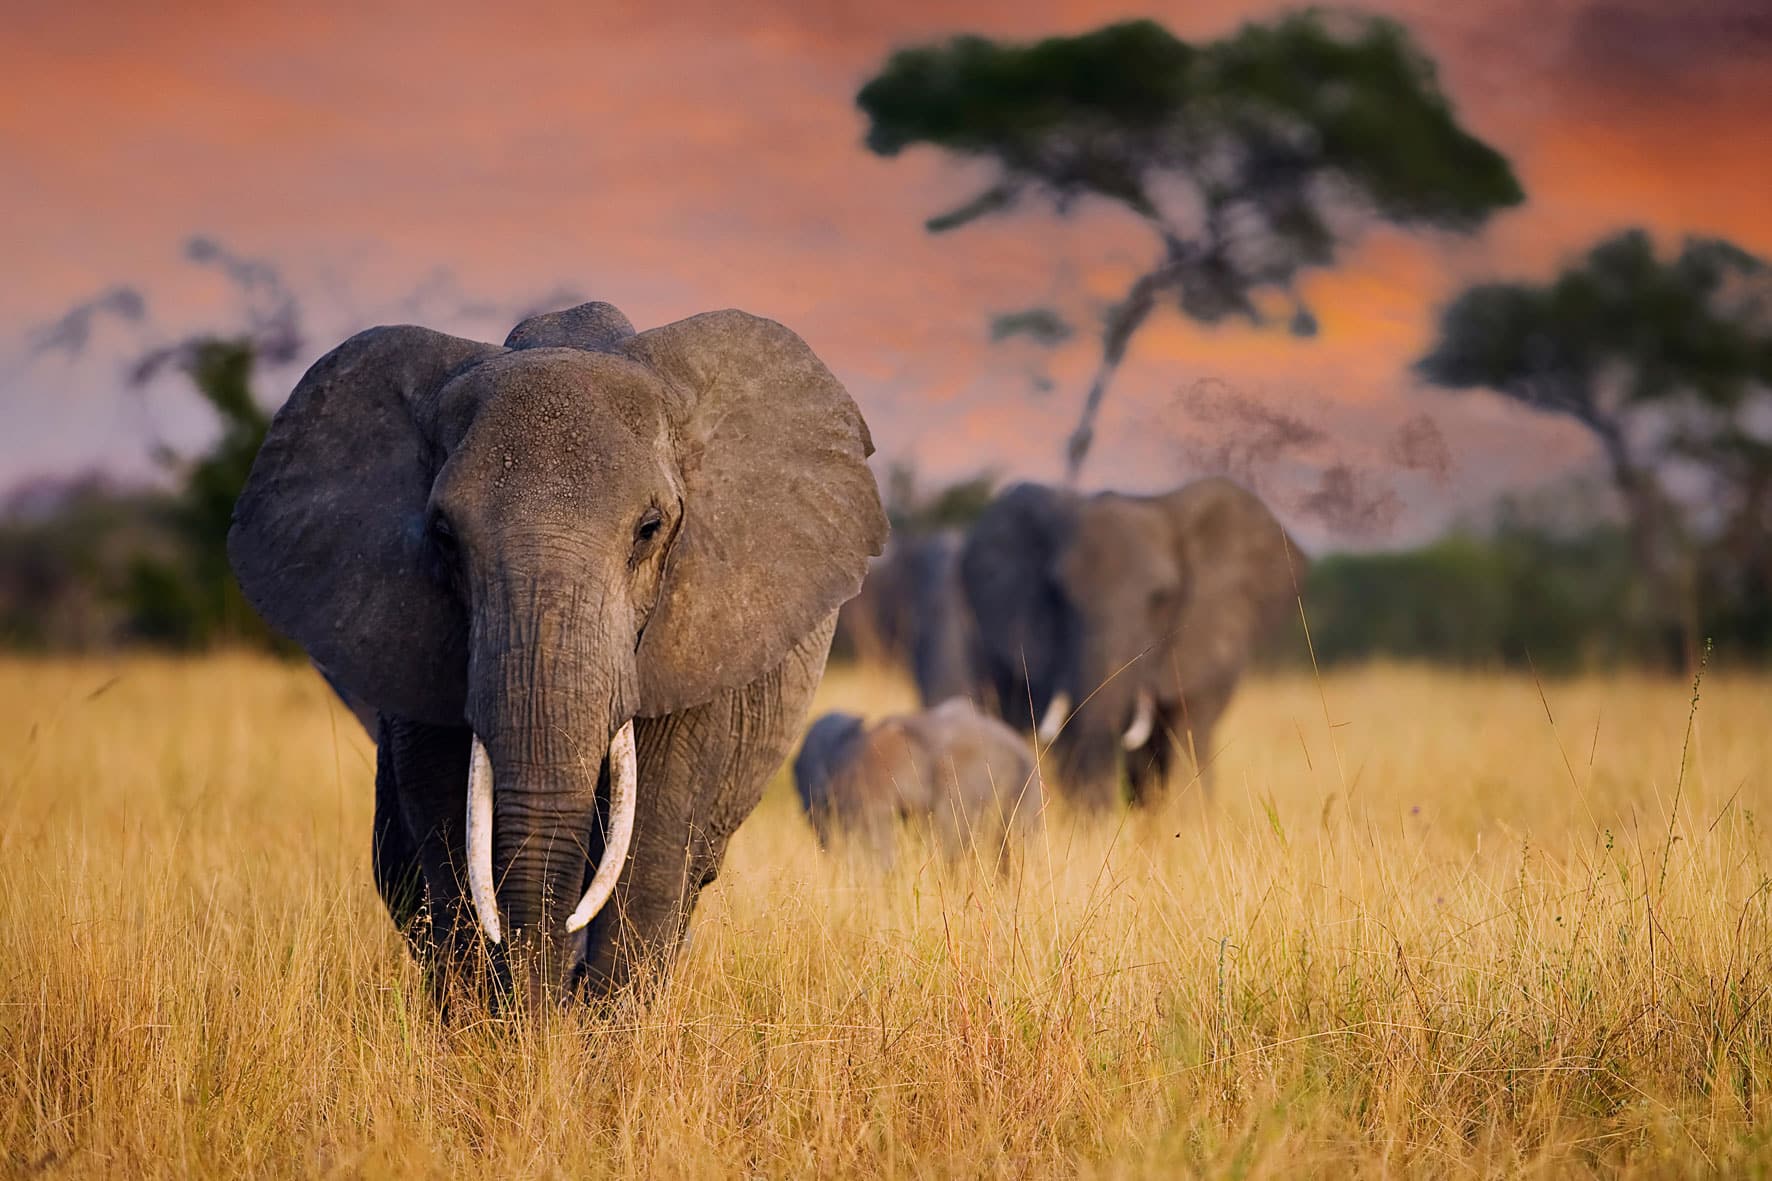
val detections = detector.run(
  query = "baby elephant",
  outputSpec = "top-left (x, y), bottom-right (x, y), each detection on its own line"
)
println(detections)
top-left (794, 699), bottom-right (1042, 869)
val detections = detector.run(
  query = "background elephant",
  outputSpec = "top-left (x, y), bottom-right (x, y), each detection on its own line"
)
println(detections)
top-left (228, 300), bottom-right (887, 1006)
top-left (834, 530), bottom-right (978, 706)
top-left (833, 537), bottom-right (914, 667)
top-left (960, 478), bottom-right (1303, 810)
top-left (793, 698), bottom-right (1041, 870)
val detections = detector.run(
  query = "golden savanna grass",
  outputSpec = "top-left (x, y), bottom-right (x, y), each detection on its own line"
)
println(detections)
top-left (3, 655), bottom-right (1770, 1177)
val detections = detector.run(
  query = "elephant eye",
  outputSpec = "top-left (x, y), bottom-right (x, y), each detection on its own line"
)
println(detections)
top-left (430, 513), bottom-right (459, 554)
top-left (634, 507), bottom-right (664, 547)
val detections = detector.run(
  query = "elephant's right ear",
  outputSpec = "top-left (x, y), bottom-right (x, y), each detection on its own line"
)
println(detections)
top-left (228, 326), bottom-right (502, 724)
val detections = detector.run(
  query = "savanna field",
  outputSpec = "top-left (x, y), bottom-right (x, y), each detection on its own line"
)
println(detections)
top-left (2, 655), bottom-right (1769, 1177)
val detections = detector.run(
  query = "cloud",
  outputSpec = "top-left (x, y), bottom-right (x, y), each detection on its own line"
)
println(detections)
top-left (1562, 0), bottom-right (1772, 96)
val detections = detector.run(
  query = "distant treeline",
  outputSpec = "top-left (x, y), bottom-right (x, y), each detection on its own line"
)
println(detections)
top-left (1302, 534), bottom-right (1771, 672)
top-left (6, 466), bottom-right (1768, 671)
top-left (0, 339), bottom-right (285, 654)
top-left (1297, 526), bottom-right (1656, 671)
top-left (5, 361), bottom-right (1769, 669)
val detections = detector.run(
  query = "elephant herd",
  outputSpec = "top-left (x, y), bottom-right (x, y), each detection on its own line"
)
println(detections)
top-left (228, 301), bottom-right (1301, 1010)
top-left (809, 475), bottom-right (1304, 879)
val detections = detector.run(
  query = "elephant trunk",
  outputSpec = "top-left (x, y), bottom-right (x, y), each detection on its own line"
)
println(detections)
top-left (463, 582), bottom-right (640, 1009)
top-left (465, 724), bottom-right (635, 952)
top-left (1052, 653), bottom-right (1145, 809)
top-left (485, 751), bottom-right (601, 1008)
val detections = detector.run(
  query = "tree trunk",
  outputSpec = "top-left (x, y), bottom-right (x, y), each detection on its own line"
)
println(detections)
top-left (1064, 251), bottom-right (1192, 486)
top-left (1594, 424), bottom-right (1694, 671)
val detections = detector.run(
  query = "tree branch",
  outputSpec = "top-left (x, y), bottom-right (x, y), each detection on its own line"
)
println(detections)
top-left (925, 184), bottom-right (1020, 233)
top-left (1063, 246), bottom-right (1196, 483)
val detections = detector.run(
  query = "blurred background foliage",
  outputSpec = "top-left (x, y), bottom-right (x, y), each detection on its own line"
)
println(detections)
top-left (2, 337), bottom-right (286, 652)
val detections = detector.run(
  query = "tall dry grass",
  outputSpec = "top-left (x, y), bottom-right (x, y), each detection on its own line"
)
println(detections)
top-left (1, 654), bottom-right (1769, 1177)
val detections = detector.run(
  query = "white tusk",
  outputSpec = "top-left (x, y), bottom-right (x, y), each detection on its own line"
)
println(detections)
top-left (565, 720), bottom-right (638, 934)
top-left (1036, 691), bottom-right (1072, 744)
top-left (466, 736), bottom-right (502, 944)
top-left (1121, 691), bottom-right (1156, 751)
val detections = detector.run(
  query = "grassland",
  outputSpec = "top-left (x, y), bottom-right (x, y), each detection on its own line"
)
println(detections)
top-left (2, 655), bottom-right (1769, 1177)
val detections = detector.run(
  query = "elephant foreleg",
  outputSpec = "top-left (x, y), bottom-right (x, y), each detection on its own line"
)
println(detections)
top-left (372, 724), bottom-right (425, 942)
top-left (578, 615), bottom-right (836, 998)
top-left (376, 718), bottom-right (489, 1003)
top-left (1130, 687), bottom-right (1230, 805)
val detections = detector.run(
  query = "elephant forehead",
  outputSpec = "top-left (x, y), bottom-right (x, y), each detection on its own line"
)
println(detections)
top-left (1062, 498), bottom-right (1178, 589)
top-left (440, 351), bottom-right (680, 517)
top-left (466, 348), bottom-right (670, 436)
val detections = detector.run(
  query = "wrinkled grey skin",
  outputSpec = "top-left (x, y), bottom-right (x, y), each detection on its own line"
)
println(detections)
top-left (961, 478), bottom-right (1303, 810)
top-left (228, 301), bottom-right (888, 1007)
top-left (793, 699), bottom-right (1041, 870)
top-left (833, 530), bottom-right (978, 705)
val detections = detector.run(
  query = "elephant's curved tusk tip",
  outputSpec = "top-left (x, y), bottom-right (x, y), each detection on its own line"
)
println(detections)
top-left (1120, 691), bottom-right (1156, 751)
top-left (1036, 691), bottom-right (1072, 744)
top-left (565, 719), bottom-right (638, 934)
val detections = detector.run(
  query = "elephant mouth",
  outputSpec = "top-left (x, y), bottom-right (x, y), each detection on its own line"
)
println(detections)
top-left (1035, 688), bottom-right (1156, 750)
top-left (463, 720), bottom-right (639, 946)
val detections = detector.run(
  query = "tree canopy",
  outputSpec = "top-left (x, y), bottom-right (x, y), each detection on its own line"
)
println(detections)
top-left (1418, 229), bottom-right (1772, 665)
top-left (859, 11), bottom-right (1522, 478)
top-left (1418, 230), bottom-right (1772, 424)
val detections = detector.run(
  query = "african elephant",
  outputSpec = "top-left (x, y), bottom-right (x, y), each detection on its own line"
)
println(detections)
top-left (793, 698), bottom-right (1041, 869)
top-left (833, 530), bottom-right (979, 705)
top-left (832, 537), bottom-right (914, 667)
top-left (228, 301), bottom-right (888, 1006)
top-left (960, 479), bottom-right (1302, 810)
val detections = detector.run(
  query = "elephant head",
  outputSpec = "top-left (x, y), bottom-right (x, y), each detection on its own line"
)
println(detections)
top-left (229, 302), bottom-right (887, 1000)
top-left (792, 700), bottom-right (1040, 869)
top-left (960, 478), bottom-right (1301, 808)
top-left (791, 711), bottom-right (876, 853)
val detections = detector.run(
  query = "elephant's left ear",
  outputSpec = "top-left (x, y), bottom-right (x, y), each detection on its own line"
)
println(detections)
top-left (1162, 478), bottom-right (1307, 691)
top-left (623, 310), bottom-right (889, 715)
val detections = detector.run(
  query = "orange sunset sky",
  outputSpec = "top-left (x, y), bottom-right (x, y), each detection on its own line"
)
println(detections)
top-left (3, 0), bottom-right (1769, 546)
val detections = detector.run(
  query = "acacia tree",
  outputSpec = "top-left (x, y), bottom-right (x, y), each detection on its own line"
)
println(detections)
top-left (857, 12), bottom-right (1523, 480)
top-left (1417, 229), bottom-right (1772, 666)
top-left (124, 338), bottom-right (282, 647)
